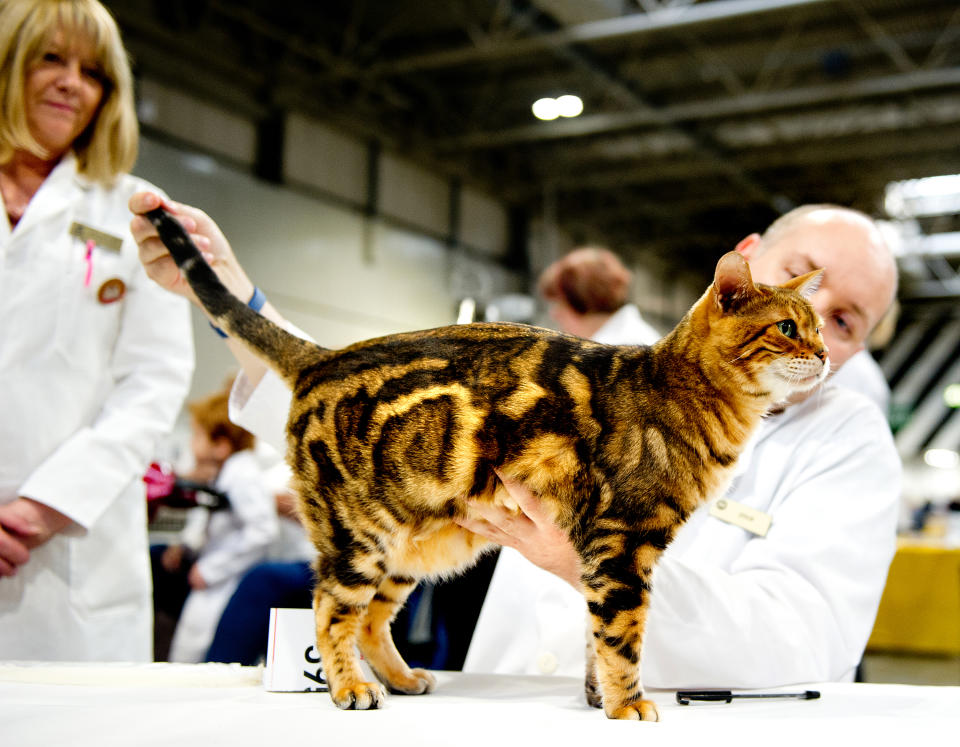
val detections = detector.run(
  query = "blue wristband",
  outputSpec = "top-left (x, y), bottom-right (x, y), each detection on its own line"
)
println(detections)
top-left (209, 286), bottom-right (265, 338)
top-left (247, 285), bottom-right (266, 313)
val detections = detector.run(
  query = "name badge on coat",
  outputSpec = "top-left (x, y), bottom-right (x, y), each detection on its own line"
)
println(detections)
top-left (68, 221), bottom-right (123, 252)
top-left (709, 498), bottom-right (772, 537)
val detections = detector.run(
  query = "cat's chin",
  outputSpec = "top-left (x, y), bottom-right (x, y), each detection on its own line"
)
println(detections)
top-left (763, 372), bottom-right (824, 404)
top-left (767, 358), bottom-right (830, 399)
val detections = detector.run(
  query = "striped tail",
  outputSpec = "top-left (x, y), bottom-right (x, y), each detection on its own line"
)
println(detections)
top-left (145, 207), bottom-right (325, 386)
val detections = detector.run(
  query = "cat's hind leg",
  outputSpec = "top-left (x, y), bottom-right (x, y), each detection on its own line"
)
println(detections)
top-left (357, 575), bottom-right (437, 696)
top-left (584, 624), bottom-right (602, 709)
top-left (312, 575), bottom-right (386, 710)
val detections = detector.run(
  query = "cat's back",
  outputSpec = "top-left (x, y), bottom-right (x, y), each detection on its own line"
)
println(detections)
top-left (297, 321), bottom-right (608, 385)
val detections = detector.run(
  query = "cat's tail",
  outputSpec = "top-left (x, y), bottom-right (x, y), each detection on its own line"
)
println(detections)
top-left (145, 207), bottom-right (327, 386)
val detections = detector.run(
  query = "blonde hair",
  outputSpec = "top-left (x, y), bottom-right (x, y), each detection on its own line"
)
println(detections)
top-left (0, 0), bottom-right (138, 183)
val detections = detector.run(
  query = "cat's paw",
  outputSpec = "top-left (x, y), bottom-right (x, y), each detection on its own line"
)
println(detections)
top-left (607, 698), bottom-right (659, 722)
top-left (584, 679), bottom-right (603, 709)
top-left (331, 682), bottom-right (386, 710)
top-left (388, 668), bottom-right (437, 695)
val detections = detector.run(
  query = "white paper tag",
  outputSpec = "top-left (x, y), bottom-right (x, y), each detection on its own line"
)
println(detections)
top-left (263, 608), bottom-right (328, 692)
top-left (709, 498), bottom-right (772, 537)
top-left (263, 607), bottom-right (374, 692)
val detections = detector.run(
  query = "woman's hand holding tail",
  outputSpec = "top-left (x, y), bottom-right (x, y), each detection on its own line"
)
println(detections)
top-left (129, 192), bottom-right (255, 307)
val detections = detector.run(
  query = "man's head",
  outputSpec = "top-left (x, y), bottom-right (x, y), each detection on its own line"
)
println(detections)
top-left (538, 246), bottom-right (632, 338)
top-left (735, 205), bottom-right (898, 372)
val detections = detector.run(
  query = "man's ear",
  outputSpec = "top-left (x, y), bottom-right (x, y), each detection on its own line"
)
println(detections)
top-left (734, 233), bottom-right (762, 261)
top-left (713, 251), bottom-right (756, 312)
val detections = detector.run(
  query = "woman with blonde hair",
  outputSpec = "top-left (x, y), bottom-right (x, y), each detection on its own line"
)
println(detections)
top-left (0, 0), bottom-right (193, 662)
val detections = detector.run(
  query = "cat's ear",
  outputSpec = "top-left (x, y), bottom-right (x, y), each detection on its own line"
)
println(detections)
top-left (712, 251), bottom-right (756, 312)
top-left (782, 268), bottom-right (823, 299)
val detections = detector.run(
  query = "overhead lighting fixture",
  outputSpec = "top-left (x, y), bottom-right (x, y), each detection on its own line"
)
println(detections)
top-left (885, 173), bottom-right (960, 219)
top-left (924, 448), bottom-right (960, 470)
top-left (532, 94), bottom-right (583, 121)
top-left (944, 383), bottom-right (960, 409)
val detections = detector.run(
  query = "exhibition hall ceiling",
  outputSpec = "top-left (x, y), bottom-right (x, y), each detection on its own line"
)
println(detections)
top-left (104, 0), bottom-right (960, 462)
top-left (105, 0), bottom-right (960, 302)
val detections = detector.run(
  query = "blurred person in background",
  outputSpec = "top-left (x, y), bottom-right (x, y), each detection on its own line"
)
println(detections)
top-left (538, 245), bottom-right (660, 346)
top-left (152, 383), bottom-right (276, 663)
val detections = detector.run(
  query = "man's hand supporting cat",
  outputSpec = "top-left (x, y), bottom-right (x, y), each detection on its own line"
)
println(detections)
top-left (455, 472), bottom-right (582, 589)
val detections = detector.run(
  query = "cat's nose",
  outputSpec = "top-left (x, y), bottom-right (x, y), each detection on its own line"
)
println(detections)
top-left (815, 348), bottom-right (827, 363)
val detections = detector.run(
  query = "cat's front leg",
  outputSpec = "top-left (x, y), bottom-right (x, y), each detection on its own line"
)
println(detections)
top-left (584, 593), bottom-right (658, 721)
top-left (581, 549), bottom-right (660, 721)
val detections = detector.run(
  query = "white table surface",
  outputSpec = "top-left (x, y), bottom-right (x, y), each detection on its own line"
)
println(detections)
top-left (1, 662), bottom-right (957, 746)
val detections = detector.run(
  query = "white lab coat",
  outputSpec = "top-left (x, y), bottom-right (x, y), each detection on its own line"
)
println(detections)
top-left (830, 349), bottom-right (890, 413)
top-left (168, 450), bottom-right (278, 663)
top-left (590, 303), bottom-right (661, 346)
top-left (0, 154), bottom-right (194, 662)
top-left (464, 384), bottom-right (901, 687)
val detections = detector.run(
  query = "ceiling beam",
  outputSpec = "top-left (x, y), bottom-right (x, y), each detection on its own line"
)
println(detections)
top-left (376, 0), bottom-right (838, 74)
top-left (438, 67), bottom-right (960, 150)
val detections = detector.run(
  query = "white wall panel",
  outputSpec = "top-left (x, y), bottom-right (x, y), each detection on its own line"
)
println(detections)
top-left (133, 137), bottom-right (522, 402)
top-left (283, 113), bottom-right (368, 205)
top-left (137, 79), bottom-right (256, 166)
top-left (378, 154), bottom-right (450, 237)
top-left (460, 187), bottom-right (508, 258)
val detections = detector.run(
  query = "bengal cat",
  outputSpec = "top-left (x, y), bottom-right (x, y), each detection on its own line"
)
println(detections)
top-left (146, 208), bottom-right (828, 721)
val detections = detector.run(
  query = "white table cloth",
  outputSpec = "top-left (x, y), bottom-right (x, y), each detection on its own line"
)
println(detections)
top-left (1, 663), bottom-right (956, 746)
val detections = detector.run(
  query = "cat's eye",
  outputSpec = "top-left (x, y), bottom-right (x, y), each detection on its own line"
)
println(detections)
top-left (776, 320), bottom-right (797, 338)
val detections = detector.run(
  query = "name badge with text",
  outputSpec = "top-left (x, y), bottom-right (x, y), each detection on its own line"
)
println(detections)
top-left (709, 498), bottom-right (772, 537)
top-left (69, 221), bottom-right (123, 252)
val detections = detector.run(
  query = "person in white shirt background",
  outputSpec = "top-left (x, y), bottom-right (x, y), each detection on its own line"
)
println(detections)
top-left (129, 194), bottom-right (899, 690)
top-left (535, 245), bottom-right (661, 346)
top-left (152, 382), bottom-right (277, 663)
top-left (0, 0), bottom-right (193, 662)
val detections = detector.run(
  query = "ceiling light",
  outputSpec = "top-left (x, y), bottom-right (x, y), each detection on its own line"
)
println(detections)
top-left (532, 97), bottom-right (560, 121)
top-left (532, 95), bottom-right (583, 121)
top-left (924, 448), bottom-right (960, 470)
top-left (555, 94), bottom-right (583, 118)
top-left (885, 174), bottom-right (960, 219)
top-left (945, 383), bottom-right (960, 409)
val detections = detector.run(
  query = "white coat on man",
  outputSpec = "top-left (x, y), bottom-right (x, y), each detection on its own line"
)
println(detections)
top-left (0, 155), bottom-right (194, 662)
top-left (168, 449), bottom-right (278, 663)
